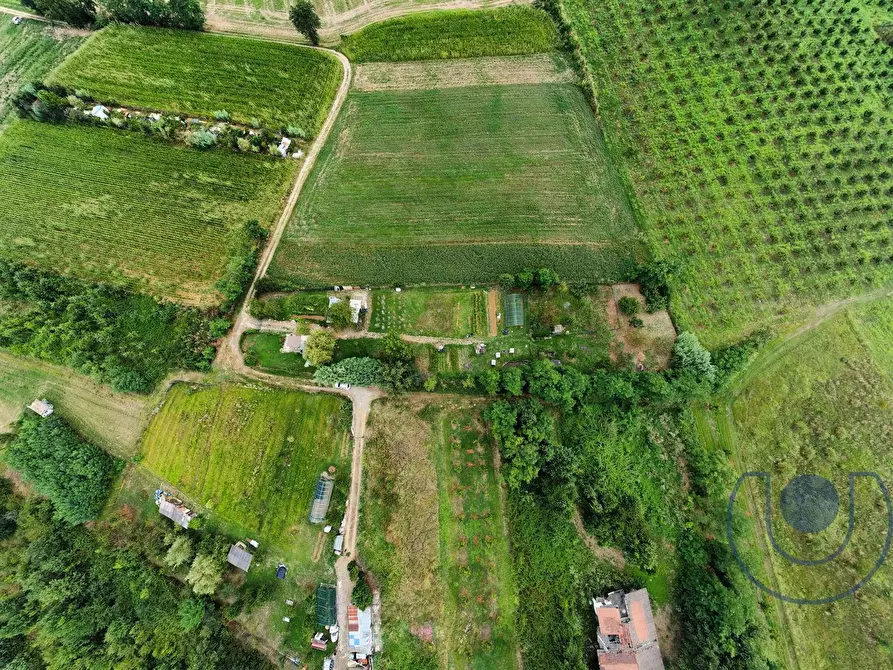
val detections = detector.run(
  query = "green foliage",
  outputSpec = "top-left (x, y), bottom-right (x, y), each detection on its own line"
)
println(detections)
top-left (500, 367), bottom-right (524, 396)
top-left (635, 261), bottom-right (674, 313)
top-left (314, 357), bottom-right (384, 387)
top-left (271, 82), bottom-right (639, 287)
top-left (381, 331), bottom-right (413, 363)
top-left (304, 328), bottom-right (336, 366)
top-left (250, 291), bottom-right (329, 319)
top-left (0, 259), bottom-right (218, 390)
top-left (29, 0), bottom-right (95, 27)
top-left (186, 553), bottom-right (223, 595)
top-left (328, 299), bottom-right (353, 328)
top-left (215, 220), bottom-right (267, 311)
top-left (618, 296), bottom-right (640, 316)
top-left (351, 573), bottom-right (373, 609)
top-left (289, 0), bottom-right (321, 45)
top-left (178, 597), bottom-right (206, 631)
top-left (0, 121), bottom-right (296, 304)
top-left (164, 535), bottom-right (194, 569)
top-left (712, 329), bottom-right (771, 389)
top-left (477, 369), bottom-right (500, 395)
top-left (673, 332), bottom-right (718, 385)
top-left (485, 398), bottom-right (555, 490)
top-left (188, 129), bottom-right (217, 149)
top-left (48, 25), bottom-right (342, 134)
top-left (0, 498), bottom-right (273, 668)
top-left (102, 0), bottom-right (204, 29)
top-left (8, 414), bottom-right (117, 525)
top-left (340, 6), bottom-right (558, 62)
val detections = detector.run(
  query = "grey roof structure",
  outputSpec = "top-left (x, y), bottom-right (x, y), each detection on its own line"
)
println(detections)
top-left (309, 473), bottom-right (334, 524)
top-left (157, 496), bottom-right (196, 529)
top-left (227, 543), bottom-right (253, 572)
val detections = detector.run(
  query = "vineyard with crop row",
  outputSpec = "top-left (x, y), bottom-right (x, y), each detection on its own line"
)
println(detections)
top-left (340, 6), bottom-right (558, 63)
top-left (562, 0), bottom-right (893, 345)
top-left (0, 121), bottom-right (297, 304)
top-left (48, 25), bottom-right (343, 135)
top-left (0, 21), bottom-right (84, 127)
top-left (270, 82), bottom-right (641, 286)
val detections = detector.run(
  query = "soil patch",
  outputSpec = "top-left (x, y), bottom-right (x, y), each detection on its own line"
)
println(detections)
top-left (605, 283), bottom-right (676, 369)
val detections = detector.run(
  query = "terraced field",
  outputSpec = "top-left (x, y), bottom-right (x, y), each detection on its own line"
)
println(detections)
top-left (563, 0), bottom-right (893, 345)
top-left (0, 121), bottom-right (297, 304)
top-left (141, 383), bottom-right (351, 549)
top-left (48, 25), bottom-right (343, 134)
top-left (0, 21), bottom-right (84, 126)
top-left (270, 81), bottom-right (640, 286)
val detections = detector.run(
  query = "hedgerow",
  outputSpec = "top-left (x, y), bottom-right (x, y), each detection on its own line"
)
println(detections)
top-left (340, 6), bottom-right (558, 63)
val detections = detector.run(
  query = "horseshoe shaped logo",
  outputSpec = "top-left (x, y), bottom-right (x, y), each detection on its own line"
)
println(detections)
top-left (727, 472), bottom-right (893, 605)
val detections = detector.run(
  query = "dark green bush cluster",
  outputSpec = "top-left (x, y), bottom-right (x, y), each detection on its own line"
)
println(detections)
top-left (216, 220), bottom-right (268, 312)
top-left (0, 259), bottom-right (218, 392)
top-left (21, 0), bottom-right (203, 29)
top-left (250, 292), bottom-right (329, 320)
top-left (498, 267), bottom-right (560, 291)
top-left (8, 414), bottom-right (118, 524)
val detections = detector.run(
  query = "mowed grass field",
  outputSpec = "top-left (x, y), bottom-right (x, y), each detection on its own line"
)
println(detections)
top-left (270, 82), bottom-right (640, 286)
top-left (340, 6), bottom-right (557, 62)
top-left (563, 0), bottom-right (893, 345)
top-left (369, 288), bottom-right (488, 337)
top-left (0, 121), bottom-right (297, 304)
top-left (361, 399), bottom-right (519, 669)
top-left (47, 25), bottom-right (343, 134)
top-left (0, 21), bottom-right (84, 127)
top-left (0, 352), bottom-right (148, 458)
top-left (703, 297), bottom-right (893, 668)
top-left (141, 383), bottom-right (350, 551)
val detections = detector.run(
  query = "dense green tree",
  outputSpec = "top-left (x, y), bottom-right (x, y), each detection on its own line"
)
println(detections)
top-left (178, 598), bottom-right (206, 630)
top-left (315, 357), bottom-right (384, 386)
top-left (164, 535), bottom-right (194, 569)
top-left (23, 0), bottom-right (95, 27)
top-left (351, 573), bottom-right (373, 609)
top-left (215, 220), bottom-right (267, 311)
top-left (186, 554), bottom-right (223, 595)
top-left (328, 300), bottom-right (353, 329)
top-left (500, 367), bottom-right (524, 396)
top-left (477, 369), bottom-right (500, 395)
top-left (8, 415), bottom-right (117, 525)
top-left (381, 331), bottom-right (413, 363)
top-left (673, 332), bottom-right (717, 385)
top-left (304, 328), bottom-right (336, 366)
top-left (289, 0), bottom-right (321, 44)
top-left (485, 399), bottom-right (555, 490)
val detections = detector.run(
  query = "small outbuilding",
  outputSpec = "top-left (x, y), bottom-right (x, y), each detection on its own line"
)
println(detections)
top-left (282, 334), bottom-right (307, 354)
top-left (227, 542), bottom-right (253, 572)
top-left (157, 495), bottom-right (196, 529)
top-left (349, 299), bottom-right (364, 324)
top-left (277, 137), bottom-right (292, 157)
top-left (28, 399), bottom-right (54, 418)
top-left (316, 584), bottom-right (337, 627)
top-left (89, 104), bottom-right (110, 121)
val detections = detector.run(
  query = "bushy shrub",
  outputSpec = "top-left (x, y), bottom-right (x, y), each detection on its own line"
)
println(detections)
top-left (188, 130), bottom-right (217, 150)
top-left (673, 332), bottom-right (717, 385)
top-left (618, 295), bottom-right (640, 316)
top-left (351, 573), bottom-right (373, 609)
top-left (314, 357), bottom-right (384, 387)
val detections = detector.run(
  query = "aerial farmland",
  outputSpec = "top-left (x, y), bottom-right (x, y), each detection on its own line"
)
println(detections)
top-left (0, 2), bottom-right (890, 670)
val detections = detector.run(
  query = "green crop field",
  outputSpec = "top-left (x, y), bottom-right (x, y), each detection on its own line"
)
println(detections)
top-left (369, 288), bottom-right (488, 337)
top-left (340, 6), bottom-right (557, 62)
top-left (0, 121), bottom-right (297, 304)
top-left (0, 352), bottom-right (147, 458)
top-left (703, 297), bottom-right (893, 668)
top-left (0, 21), bottom-right (84, 127)
top-left (48, 25), bottom-right (343, 134)
top-left (141, 383), bottom-right (351, 552)
top-left (361, 399), bottom-right (519, 669)
top-left (270, 82), bottom-right (641, 287)
top-left (563, 0), bottom-right (893, 345)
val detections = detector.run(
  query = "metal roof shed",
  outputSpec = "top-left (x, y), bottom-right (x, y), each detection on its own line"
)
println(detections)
top-left (227, 543), bottom-right (253, 572)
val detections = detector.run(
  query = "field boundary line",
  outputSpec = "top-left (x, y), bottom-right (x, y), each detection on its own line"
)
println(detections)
top-left (217, 39), bottom-right (351, 373)
top-left (0, 6), bottom-right (46, 20)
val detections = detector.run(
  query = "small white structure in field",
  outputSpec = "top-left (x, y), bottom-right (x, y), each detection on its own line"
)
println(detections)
top-left (349, 299), bottom-right (364, 324)
top-left (28, 399), bottom-right (54, 417)
top-left (12, 16), bottom-right (24, 25)
top-left (282, 617), bottom-right (291, 623)
top-left (249, 539), bottom-right (259, 549)
top-left (509, 348), bottom-right (515, 354)
top-left (286, 599), bottom-right (295, 606)
top-left (291, 149), bottom-right (304, 159)
top-left (281, 334), bottom-right (307, 354)
top-left (333, 534), bottom-right (344, 556)
top-left (277, 137), bottom-right (292, 157)
top-left (495, 352), bottom-right (501, 359)
top-left (490, 359), bottom-right (496, 367)
top-left (395, 287), bottom-right (402, 293)
top-left (90, 105), bottom-right (110, 120)
top-left (149, 112), bottom-right (162, 121)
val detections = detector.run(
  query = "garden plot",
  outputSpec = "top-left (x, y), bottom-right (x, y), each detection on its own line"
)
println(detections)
top-left (48, 25), bottom-right (343, 135)
top-left (0, 121), bottom-right (297, 304)
top-left (141, 382), bottom-right (351, 553)
top-left (360, 399), bottom-right (519, 669)
top-left (603, 285), bottom-right (676, 369)
top-left (270, 81), bottom-right (640, 286)
top-left (369, 287), bottom-right (488, 337)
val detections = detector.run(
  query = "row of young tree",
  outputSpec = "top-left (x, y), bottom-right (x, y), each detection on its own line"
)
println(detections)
top-left (22, 0), bottom-right (203, 29)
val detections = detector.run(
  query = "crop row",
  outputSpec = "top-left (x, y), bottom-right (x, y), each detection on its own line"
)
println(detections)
top-left (47, 25), bottom-right (342, 135)
top-left (0, 121), bottom-right (297, 304)
top-left (562, 0), bottom-right (892, 344)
